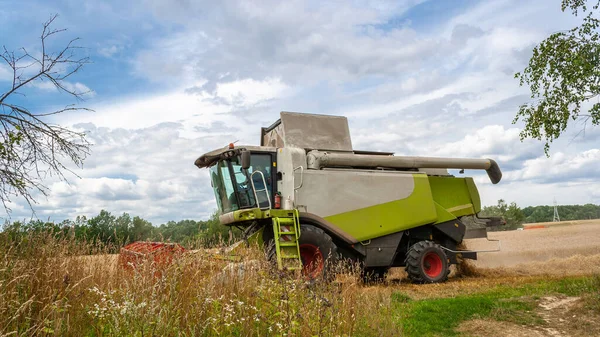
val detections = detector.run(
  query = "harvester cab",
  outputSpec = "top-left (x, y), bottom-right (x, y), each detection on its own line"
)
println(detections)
top-left (193, 111), bottom-right (505, 284)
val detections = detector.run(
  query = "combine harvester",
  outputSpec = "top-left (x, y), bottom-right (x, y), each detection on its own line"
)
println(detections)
top-left (121, 112), bottom-right (505, 283)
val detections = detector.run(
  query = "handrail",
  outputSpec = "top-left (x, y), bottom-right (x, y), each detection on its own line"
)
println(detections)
top-left (249, 170), bottom-right (272, 210)
top-left (293, 166), bottom-right (304, 190)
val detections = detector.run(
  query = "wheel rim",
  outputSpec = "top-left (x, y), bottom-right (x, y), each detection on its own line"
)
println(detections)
top-left (423, 252), bottom-right (443, 278)
top-left (299, 244), bottom-right (324, 279)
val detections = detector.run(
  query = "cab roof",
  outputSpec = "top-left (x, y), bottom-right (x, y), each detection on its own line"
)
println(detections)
top-left (194, 145), bottom-right (277, 168)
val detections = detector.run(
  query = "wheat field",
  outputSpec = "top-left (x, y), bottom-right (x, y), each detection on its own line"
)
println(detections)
top-left (464, 222), bottom-right (600, 273)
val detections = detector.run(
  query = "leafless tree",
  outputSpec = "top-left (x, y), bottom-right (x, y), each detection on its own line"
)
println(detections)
top-left (0, 14), bottom-right (92, 215)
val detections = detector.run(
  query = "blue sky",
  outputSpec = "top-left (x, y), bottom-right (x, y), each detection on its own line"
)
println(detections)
top-left (1, 0), bottom-right (598, 225)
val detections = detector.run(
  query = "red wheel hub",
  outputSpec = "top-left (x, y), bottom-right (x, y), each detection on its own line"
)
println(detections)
top-left (423, 252), bottom-right (443, 278)
top-left (299, 244), bottom-right (324, 279)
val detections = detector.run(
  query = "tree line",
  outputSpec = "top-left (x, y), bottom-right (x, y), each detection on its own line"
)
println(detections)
top-left (2, 201), bottom-right (598, 249)
top-left (0, 210), bottom-right (241, 252)
top-left (481, 200), bottom-right (600, 231)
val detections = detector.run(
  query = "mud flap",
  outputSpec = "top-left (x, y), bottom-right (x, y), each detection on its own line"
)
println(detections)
top-left (464, 227), bottom-right (488, 239)
top-left (460, 214), bottom-right (505, 239)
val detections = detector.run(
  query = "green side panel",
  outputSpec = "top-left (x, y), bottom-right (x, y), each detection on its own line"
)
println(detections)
top-left (229, 208), bottom-right (299, 223)
top-left (428, 176), bottom-right (478, 219)
top-left (465, 177), bottom-right (481, 213)
top-left (324, 174), bottom-right (438, 242)
top-left (232, 208), bottom-right (266, 222)
top-left (434, 202), bottom-right (458, 223)
top-left (246, 226), bottom-right (265, 247)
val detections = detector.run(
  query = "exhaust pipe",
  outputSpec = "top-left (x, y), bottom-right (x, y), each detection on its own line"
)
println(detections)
top-left (306, 151), bottom-right (502, 184)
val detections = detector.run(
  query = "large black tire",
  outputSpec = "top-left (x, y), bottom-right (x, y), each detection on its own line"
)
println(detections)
top-left (405, 240), bottom-right (450, 284)
top-left (265, 224), bottom-right (339, 282)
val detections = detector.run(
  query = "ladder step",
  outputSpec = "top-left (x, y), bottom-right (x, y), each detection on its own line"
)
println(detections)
top-left (281, 260), bottom-right (302, 267)
top-left (272, 214), bottom-right (302, 271)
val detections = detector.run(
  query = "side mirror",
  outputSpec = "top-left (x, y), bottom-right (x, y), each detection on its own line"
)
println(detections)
top-left (241, 150), bottom-right (251, 169)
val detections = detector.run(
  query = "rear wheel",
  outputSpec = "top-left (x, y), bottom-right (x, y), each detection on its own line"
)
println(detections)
top-left (405, 240), bottom-right (449, 284)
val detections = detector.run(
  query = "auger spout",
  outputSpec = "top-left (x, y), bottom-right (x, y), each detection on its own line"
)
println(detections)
top-left (306, 150), bottom-right (502, 184)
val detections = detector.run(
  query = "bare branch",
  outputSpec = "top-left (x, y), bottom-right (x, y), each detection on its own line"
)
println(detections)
top-left (0, 14), bottom-right (92, 216)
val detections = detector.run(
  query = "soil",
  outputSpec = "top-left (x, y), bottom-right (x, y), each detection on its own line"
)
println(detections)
top-left (458, 294), bottom-right (600, 337)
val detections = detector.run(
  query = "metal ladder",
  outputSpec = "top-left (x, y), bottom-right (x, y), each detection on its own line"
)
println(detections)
top-left (272, 210), bottom-right (302, 271)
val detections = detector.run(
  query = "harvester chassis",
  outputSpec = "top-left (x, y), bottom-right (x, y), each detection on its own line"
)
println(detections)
top-left (233, 210), bottom-right (499, 283)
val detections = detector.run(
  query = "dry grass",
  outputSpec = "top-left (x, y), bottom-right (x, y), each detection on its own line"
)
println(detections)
top-left (0, 232), bottom-right (399, 337)
top-left (2, 222), bottom-right (600, 336)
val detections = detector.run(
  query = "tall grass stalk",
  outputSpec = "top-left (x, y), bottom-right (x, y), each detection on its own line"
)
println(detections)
top-left (0, 230), bottom-right (397, 336)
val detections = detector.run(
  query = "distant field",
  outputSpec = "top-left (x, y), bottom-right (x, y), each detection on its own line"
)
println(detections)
top-left (464, 221), bottom-right (600, 271)
top-left (522, 218), bottom-right (600, 228)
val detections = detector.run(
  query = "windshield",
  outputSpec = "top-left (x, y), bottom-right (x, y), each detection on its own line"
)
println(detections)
top-left (209, 153), bottom-right (273, 214)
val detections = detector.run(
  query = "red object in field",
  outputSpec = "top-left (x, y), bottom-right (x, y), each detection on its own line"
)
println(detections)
top-left (524, 225), bottom-right (547, 230)
top-left (118, 241), bottom-right (186, 271)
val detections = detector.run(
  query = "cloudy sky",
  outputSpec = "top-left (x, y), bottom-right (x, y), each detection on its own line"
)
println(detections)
top-left (1, 0), bottom-right (598, 225)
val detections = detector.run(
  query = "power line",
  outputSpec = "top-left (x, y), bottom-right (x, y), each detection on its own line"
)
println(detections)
top-left (553, 197), bottom-right (560, 222)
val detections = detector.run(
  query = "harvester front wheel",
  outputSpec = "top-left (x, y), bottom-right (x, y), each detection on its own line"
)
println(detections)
top-left (265, 224), bottom-right (339, 282)
top-left (405, 240), bottom-right (449, 284)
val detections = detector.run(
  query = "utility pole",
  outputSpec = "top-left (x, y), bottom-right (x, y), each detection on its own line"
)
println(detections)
top-left (553, 197), bottom-right (560, 222)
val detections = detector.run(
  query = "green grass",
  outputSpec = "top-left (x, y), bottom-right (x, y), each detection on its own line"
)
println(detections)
top-left (393, 275), bottom-right (600, 337)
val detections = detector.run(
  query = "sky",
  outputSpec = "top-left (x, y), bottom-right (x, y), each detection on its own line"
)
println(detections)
top-left (0, 0), bottom-right (599, 225)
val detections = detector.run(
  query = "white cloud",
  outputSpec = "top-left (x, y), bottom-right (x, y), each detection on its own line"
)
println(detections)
top-left (6, 122), bottom-right (227, 224)
top-left (0, 64), bottom-right (12, 82)
top-left (31, 80), bottom-right (95, 97)
top-left (478, 179), bottom-right (600, 208)
top-left (98, 45), bottom-right (120, 57)
top-left (431, 125), bottom-right (529, 159)
top-left (5, 0), bottom-right (600, 224)
top-left (131, 0), bottom-right (440, 92)
top-left (506, 149), bottom-right (600, 183)
top-left (215, 77), bottom-right (291, 106)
